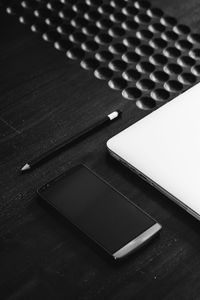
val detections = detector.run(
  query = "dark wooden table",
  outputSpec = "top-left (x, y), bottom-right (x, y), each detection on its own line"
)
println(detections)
top-left (1, 1), bottom-right (200, 299)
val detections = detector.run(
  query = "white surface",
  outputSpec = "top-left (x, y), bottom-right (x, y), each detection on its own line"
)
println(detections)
top-left (108, 111), bottom-right (119, 120)
top-left (107, 82), bottom-right (200, 219)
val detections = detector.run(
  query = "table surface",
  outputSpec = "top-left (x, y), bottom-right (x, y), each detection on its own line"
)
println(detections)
top-left (1, 1), bottom-right (200, 299)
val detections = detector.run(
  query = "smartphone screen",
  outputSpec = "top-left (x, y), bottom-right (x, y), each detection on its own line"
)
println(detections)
top-left (38, 165), bottom-right (161, 259)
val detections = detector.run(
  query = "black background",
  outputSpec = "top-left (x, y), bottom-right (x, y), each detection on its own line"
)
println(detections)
top-left (1, 0), bottom-right (200, 299)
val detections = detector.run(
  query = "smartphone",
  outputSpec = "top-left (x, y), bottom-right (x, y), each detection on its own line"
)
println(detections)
top-left (38, 165), bottom-right (161, 260)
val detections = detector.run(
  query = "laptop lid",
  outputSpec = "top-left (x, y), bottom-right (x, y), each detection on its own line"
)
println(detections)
top-left (107, 82), bottom-right (200, 219)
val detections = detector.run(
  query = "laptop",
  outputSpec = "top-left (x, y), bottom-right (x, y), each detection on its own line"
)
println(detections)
top-left (107, 82), bottom-right (200, 220)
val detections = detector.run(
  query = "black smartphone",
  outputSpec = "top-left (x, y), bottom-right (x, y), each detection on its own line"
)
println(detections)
top-left (38, 165), bottom-right (161, 260)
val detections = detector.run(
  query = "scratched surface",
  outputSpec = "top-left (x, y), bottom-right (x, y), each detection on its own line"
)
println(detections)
top-left (1, 1), bottom-right (200, 299)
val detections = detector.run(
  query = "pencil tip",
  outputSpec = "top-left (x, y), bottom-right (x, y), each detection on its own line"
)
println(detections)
top-left (21, 164), bottom-right (30, 172)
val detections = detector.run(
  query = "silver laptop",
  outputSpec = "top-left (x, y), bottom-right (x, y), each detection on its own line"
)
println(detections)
top-left (107, 82), bottom-right (200, 220)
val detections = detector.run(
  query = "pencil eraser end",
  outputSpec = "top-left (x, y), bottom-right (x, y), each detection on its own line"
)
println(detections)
top-left (108, 111), bottom-right (120, 120)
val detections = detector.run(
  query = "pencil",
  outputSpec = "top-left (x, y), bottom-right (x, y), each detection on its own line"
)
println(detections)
top-left (21, 110), bottom-right (121, 172)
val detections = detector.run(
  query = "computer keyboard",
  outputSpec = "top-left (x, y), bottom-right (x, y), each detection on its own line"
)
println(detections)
top-left (4, 0), bottom-right (200, 110)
